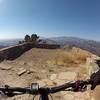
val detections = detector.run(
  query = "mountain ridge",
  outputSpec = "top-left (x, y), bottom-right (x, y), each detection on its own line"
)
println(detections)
top-left (43, 37), bottom-right (100, 56)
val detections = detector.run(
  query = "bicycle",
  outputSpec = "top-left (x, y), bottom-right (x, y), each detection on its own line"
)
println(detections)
top-left (0, 79), bottom-right (92, 100)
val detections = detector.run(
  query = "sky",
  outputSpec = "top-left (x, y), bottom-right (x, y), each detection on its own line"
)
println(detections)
top-left (0, 0), bottom-right (100, 40)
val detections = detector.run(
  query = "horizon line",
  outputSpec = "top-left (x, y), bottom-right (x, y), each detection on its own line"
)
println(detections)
top-left (0, 36), bottom-right (99, 42)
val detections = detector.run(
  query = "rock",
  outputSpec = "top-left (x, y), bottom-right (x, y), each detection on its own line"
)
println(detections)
top-left (0, 66), bottom-right (12, 70)
top-left (91, 54), bottom-right (100, 60)
top-left (27, 68), bottom-right (34, 74)
top-left (50, 74), bottom-right (57, 81)
top-left (17, 68), bottom-right (27, 76)
top-left (58, 71), bottom-right (78, 81)
top-left (0, 64), bottom-right (12, 70)
top-left (86, 57), bottom-right (100, 77)
top-left (27, 70), bottom-right (32, 74)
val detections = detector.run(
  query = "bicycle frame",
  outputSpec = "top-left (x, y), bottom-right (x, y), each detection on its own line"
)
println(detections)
top-left (41, 93), bottom-right (49, 100)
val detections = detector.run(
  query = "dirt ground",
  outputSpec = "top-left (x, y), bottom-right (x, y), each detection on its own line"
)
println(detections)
top-left (0, 48), bottom-right (99, 100)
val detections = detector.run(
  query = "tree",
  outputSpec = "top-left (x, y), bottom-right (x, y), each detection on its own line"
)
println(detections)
top-left (24, 35), bottom-right (30, 42)
top-left (19, 41), bottom-right (22, 44)
top-left (30, 34), bottom-right (39, 43)
top-left (18, 40), bottom-right (24, 44)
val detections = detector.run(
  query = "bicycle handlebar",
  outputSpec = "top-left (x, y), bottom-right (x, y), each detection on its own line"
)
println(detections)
top-left (0, 79), bottom-right (91, 96)
top-left (50, 79), bottom-right (91, 93)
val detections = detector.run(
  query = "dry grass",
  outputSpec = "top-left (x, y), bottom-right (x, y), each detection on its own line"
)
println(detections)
top-left (52, 47), bottom-right (92, 67)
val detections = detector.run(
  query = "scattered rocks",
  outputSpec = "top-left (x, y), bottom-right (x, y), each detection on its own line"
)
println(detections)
top-left (17, 68), bottom-right (27, 76)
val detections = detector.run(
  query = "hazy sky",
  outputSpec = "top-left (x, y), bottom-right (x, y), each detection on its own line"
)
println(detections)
top-left (0, 0), bottom-right (100, 40)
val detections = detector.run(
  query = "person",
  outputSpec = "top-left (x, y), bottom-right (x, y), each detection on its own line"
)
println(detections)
top-left (90, 59), bottom-right (100, 90)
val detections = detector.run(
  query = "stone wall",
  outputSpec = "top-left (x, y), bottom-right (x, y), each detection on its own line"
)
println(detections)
top-left (0, 43), bottom-right (60, 61)
top-left (0, 43), bottom-right (33, 61)
top-left (34, 43), bottom-right (60, 49)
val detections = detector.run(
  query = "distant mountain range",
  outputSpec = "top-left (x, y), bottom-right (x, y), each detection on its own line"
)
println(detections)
top-left (0, 39), bottom-right (22, 48)
top-left (42, 37), bottom-right (100, 56)
top-left (0, 37), bottom-right (100, 56)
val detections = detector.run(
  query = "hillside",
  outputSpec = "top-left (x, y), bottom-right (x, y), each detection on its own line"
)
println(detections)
top-left (0, 47), bottom-right (100, 100)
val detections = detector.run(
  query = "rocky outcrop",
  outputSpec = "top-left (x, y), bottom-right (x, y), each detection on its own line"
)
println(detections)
top-left (85, 55), bottom-right (100, 100)
top-left (0, 43), bottom-right (33, 61)
top-left (0, 43), bottom-right (60, 61)
top-left (86, 55), bottom-right (100, 77)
